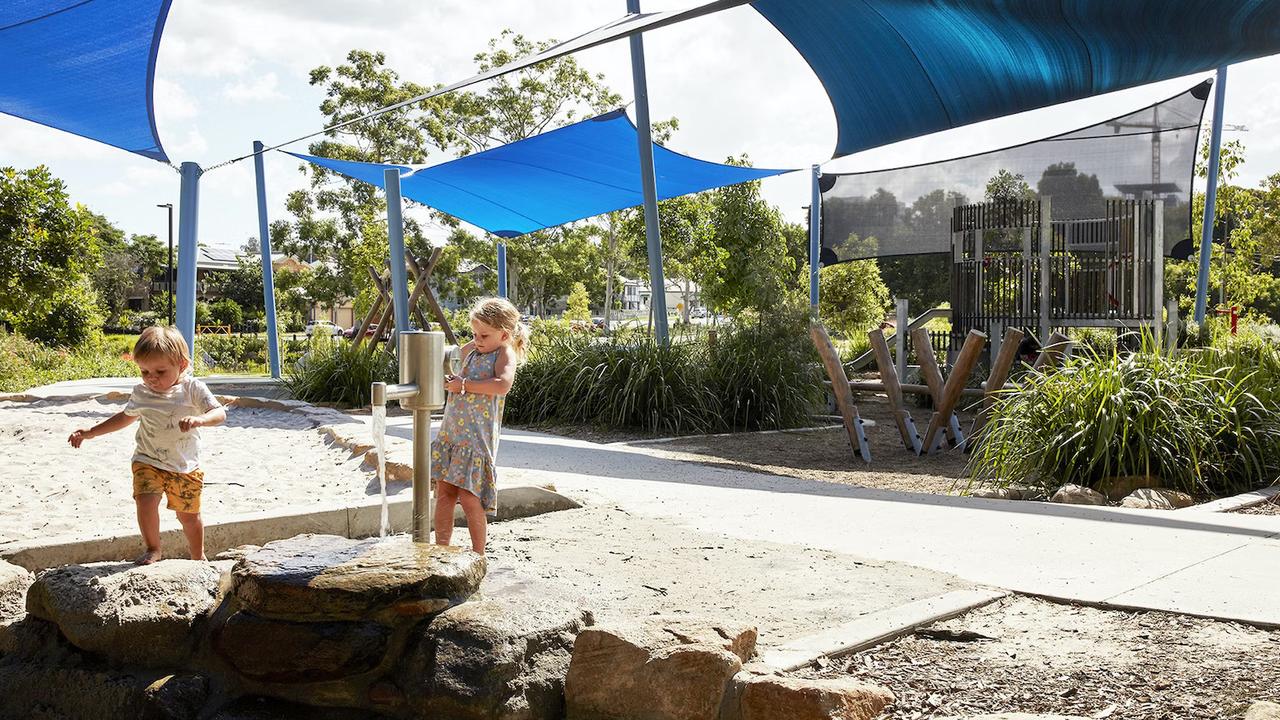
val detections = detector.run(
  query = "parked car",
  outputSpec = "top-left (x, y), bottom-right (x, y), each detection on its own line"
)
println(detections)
top-left (690, 307), bottom-right (708, 319)
top-left (305, 320), bottom-right (343, 337)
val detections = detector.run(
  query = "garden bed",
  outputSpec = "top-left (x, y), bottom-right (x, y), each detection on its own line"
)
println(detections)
top-left (795, 595), bottom-right (1280, 719)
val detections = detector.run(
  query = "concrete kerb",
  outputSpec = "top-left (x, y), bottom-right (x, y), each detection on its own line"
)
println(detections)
top-left (1182, 485), bottom-right (1280, 513)
top-left (1, 486), bottom-right (582, 572)
top-left (0, 390), bottom-right (581, 571)
top-left (758, 588), bottom-right (1009, 672)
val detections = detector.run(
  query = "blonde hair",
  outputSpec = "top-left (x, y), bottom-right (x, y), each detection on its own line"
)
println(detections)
top-left (133, 325), bottom-right (190, 367)
top-left (470, 297), bottom-right (528, 362)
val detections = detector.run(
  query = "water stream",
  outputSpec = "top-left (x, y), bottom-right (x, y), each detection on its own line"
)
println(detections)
top-left (371, 403), bottom-right (390, 538)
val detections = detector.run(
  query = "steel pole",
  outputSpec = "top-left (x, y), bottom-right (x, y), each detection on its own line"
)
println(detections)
top-left (1194, 66), bottom-right (1229, 325)
top-left (496, 240), bottom-right (508, 298)
top-left (809, 164), bottom-right (821, 313)
top-left (253, 141), bottom-right (282, 378)
top-left (384, 169), bottom-right (412, 346)
top-left (175, 162), bottom-right (202, 357)
top-left (627, 0), bottom-right (669, 344)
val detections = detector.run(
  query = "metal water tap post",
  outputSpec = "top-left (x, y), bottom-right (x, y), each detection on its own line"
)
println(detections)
top-left (371, 330), bottom-right (454, 543)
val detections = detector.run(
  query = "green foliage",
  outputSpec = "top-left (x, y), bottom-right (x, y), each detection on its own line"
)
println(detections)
top-left (196, 335), bottom-right (309, 375)
top-left (506, 312), bottom-right (823, 434)
top-left (0, 165), bottom-right (103, 345)
top-left (565, 282), bottom-right (591, 322)
top-left (818, 258), bottom-right (890, 339)
top-left (209, 298), bottom-right (244, 328)
top-left (283, 335), bottom-right (398, 407)
top-left (969, 341), bottom-right (1280, 498)
top-left (195, 302), bottom-right (213, 327)
top-left (0, 329), bottom-right (135, 393)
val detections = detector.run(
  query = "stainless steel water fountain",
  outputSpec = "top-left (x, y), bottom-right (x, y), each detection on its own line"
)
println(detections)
top-left (371, 330), bottom-right (455, 542)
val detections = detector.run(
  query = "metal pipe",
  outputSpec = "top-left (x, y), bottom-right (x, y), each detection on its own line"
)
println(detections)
top-left (1194, 66), bottom-right (1229, 324)
top-left (175, 162), bottom-right (202, 357)
top-left (809, 164), bottom-right (821, 312)
top-left (496, 240), bottom-right (508, 298)
top-left (627, 0), bottom-right (670, 345)
top-left (412, 409), bottom-right (431, 540)
top-left (384, 168), bottom-right (412, 345)
top-left (252, 140), bottom-right (282, 378)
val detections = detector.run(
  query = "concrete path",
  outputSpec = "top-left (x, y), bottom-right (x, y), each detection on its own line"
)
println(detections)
top-left (18, 378), bottom-right (1280, 627)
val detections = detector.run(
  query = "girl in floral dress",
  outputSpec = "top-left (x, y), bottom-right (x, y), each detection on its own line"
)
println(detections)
top-left (432, 297), bottom-right (527, 554)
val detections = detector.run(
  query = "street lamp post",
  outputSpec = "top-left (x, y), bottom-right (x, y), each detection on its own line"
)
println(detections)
top-left (157, 203), bottom-right (174, 325)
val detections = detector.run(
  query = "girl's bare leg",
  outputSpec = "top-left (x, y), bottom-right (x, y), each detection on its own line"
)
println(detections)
top-left (175, 511), bottom-right (205, 561)
top-left (134, 494), bottom-right (163, 564)
top-left (434, 481), bottom-right (460, 546)
top-left (456, 491), bottom-right (488, 555)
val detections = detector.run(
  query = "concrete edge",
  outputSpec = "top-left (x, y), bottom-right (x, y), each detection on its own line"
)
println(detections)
top-left (758, 587), bottom-right (1009, 672)
top-left (0, 485), bottom-right (581, 572)
top-left (611, 424), bottom-right (844, 447)
top-left (1182, 485), bottom-right (1280, 513)
top-left (1021, 590), bottom-right (1280, 631)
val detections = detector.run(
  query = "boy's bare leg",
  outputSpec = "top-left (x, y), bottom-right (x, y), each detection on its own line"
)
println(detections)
top-left (434, 482), bottom-right (460, 546)
top-left (134, 494), bottom-right (163, 564)
top-left (456, 492), bottom-right (487, 555)
top-left (176, 511), bottom-right (205, 561)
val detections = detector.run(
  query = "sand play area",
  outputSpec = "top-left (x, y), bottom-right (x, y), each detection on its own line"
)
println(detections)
top-left (0, 394), bottom-right (392, 551)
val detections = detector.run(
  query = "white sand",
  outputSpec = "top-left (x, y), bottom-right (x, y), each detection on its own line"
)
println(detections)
top-left (0, 396), bottom-right (402, 550)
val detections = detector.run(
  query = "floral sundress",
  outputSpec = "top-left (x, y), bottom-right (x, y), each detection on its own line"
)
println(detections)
top-left (431, 347), bottom-right (504, 515)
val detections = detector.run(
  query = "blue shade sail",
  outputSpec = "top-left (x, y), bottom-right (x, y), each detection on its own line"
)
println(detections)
top-left (750, 0), bottom-right (1280, 158)
top-left (0, 0), bottom-right (171, 162)
top-left (288, 109), bottom-right (792, 237)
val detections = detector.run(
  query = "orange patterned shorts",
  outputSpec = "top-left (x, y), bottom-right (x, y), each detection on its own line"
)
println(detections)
top-left (131, 462), bottom-right (203, 514)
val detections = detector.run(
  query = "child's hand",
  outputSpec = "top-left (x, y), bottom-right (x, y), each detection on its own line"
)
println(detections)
top-left (68, 429), bottom-right (90, 448)
top-left (444, 374), bottom-right (464, 393)
top-left (178, 416), bottom-right (203, 432)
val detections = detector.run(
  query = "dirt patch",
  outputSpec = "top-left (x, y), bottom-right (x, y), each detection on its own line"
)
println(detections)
top-left (796, 595), bottom-right (1280, 719)
top-left (621, 398), bottom-right (973, 495)
top-left (482, 502), bottom-right (972, 652)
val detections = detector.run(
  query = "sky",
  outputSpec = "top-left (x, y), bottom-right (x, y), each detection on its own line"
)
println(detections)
top-left (3, 1), bottom-right (1280, 255)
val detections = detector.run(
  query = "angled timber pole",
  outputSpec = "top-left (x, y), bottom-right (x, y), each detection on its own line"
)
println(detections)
top-left (1194, 66), bottom-right (1229, 325)
top-left (809, 164), bottom-right (821, 314)
top-left (384, 168), bottom-right (412, 349)
top-left (252, 141), bottom-right (282, 378)
top-left (175, 162), bottom-right (202, 358)
top-left (627, 0), bottom-right (670, 344)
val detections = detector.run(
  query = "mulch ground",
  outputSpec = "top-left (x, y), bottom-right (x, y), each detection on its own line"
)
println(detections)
top-left (796, 595), bottom-right (1280, 719)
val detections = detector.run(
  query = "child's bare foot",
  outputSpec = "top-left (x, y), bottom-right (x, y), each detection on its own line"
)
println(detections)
top-left (134, 549), bottom-right (162, 565)
top-left (190, 554), bottom-right (207, 562)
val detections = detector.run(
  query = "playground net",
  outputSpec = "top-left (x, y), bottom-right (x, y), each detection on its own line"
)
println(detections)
top-left (819, 81), bottom-right (1211, 264)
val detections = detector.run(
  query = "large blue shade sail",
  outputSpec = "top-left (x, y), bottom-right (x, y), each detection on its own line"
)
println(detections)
top-left (288, 109), bottom-right (791, 237)
top-left (750, 0), bottom-right (1280, 158)
top-left (0, 0), bottom-right (171, 162)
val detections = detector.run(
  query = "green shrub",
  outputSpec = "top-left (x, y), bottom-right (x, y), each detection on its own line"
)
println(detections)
top-left (15, 280), bottom-right (102, 347)
top-left (969, 342), bottom-right (1280, 498)
top-left (505, 313), bottom-right (823, 435)
top-left (195, 334), bottom-right (309, 375)
top-left (209, 298), bottom-right (243, 328)
top-left (283, 335), bottom-right (398, 407)
top-left (0, 329), bottom-right (135, 393)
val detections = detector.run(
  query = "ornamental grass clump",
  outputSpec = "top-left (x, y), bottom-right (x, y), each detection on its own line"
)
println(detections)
top-left (505, 316), bottom-right (823, 436)
top-left (969, 343), bottom-right (1280, 498)
top-left (283, 335), bottom-right (397, 408)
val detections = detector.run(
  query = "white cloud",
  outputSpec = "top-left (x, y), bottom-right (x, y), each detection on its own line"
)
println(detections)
top-left (153, 78), bottom-right (199, 122)
top-left (223, 73), bottom-right (284, 103)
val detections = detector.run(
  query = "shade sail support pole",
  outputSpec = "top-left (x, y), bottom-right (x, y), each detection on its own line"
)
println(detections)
top-left (627, 0), bottom-right (670, 345)
top-left (252, 141), bottom-right (282, 378)
top-left (497, 240), bottom-right (508, 299)
top-left (1194, 66), bottom-right (1228, 325)
top-left (809, 164), bottom-right (821, 313)
top-left (175, 161), bottom-right (202, 358)
top-left (384, 169), bottom-right (412, 348)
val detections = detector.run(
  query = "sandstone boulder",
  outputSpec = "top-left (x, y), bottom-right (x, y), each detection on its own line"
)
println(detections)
top-left (1246, 701), bottom-right (1280, 720)
top-left (937, 715), bottom-right (1089, 719)
top-left (397, 571), bottom-right (594, 720)
top-left (25, 560), bottom-right (230, 667)
top-left (0, 664), bottom-right (207, 720)
top-left (1050, 484), bottom-right (1107, 506)
top-left (1120, 488), bottom-right (1195, 510)
top-left (565, 618), bottom-right (756, 720)
top-left (209, 696), bottom-right (396, 720)
top-left (212, 610), bottom-right (391, 683)
top-left (231, 534), bottom-right (485, 621)
top-left (0, 559), bottom-right (33, 620)
top-left (731, 674), bottom-right (894, 720)
top-left (1096, 475), bottom-right (1161, 501)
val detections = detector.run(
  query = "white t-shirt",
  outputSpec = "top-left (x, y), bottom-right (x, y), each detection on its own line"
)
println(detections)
top-left (124, 374), bottom-right (222, 474)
